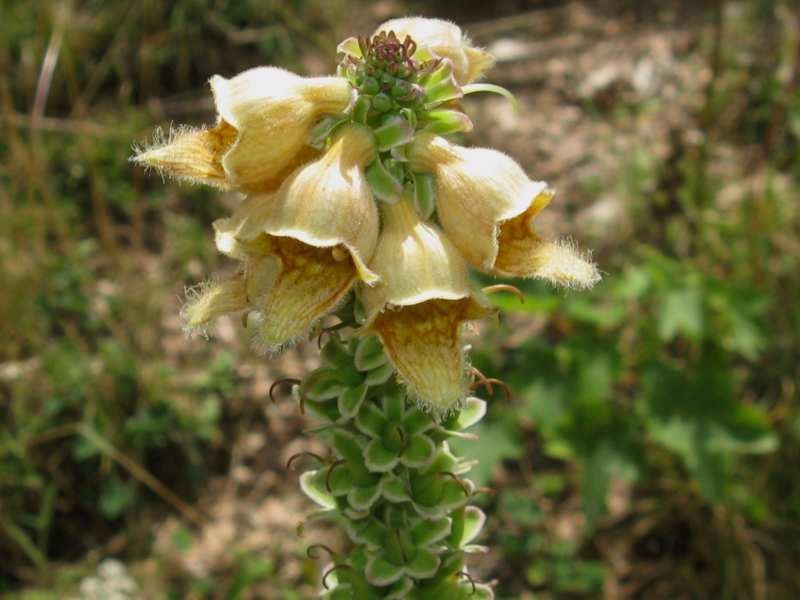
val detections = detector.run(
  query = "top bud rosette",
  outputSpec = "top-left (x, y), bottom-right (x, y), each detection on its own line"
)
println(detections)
top-left (133, 17), bottom-right (600, 415)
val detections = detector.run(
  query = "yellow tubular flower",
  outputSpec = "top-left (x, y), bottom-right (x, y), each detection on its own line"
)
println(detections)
top-left (409, 133), bottom-right (600, 290)
top-left (217, 124), bottom-right (380, 351)
top-left (375, 17), bottom-right (495, 85)
top-left (133, 67), bottom-right (350, 193)
top-left (361, 198), bottom-right (492, 413)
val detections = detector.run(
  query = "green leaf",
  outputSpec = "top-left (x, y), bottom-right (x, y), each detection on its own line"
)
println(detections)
top-left (354, 335), bottom-right (387, 372)
top-left (451, 397), bottom-right (486, 430)
top-left (448, 506), bottom-right (486, 548)
top-left (406, 548), bottom-right (440, 579)
top-left (338, 383), bottom-right (368, 421)
top-left (332, 430), bottom-right (366, 463)
top-left (364, 439), bottom-right (400, 472)
top-left (380, 475), bottom-right (411, 502)
top-left (365, 555), bottom-right (404, 586)
top-left (355, 402), bottom-right (388, 438)
top-left (366, 156), bottom-right (403, 204)
top-left (373, 115), bottom-right (415, 152)
top-left (659, 287), bottom-right (704, 341)
top-left (302, 368), bottom-right (348, 401)
top-left (382, 387), bottom-right (405, 422)
top-left (348, 483), bottom-right (382, 511)
top-left (412, 172), bottom-right (437, 220)
top-left (299, 470), bottom-right (336, 509)
top-left (403, 407), bottom-right (434, 436)
top-left (411, 516), bottom-right (451, 547)
top-left (401, 434), bottom-right (436, 468)
top-left (365, 361), bottom-right (395, 386)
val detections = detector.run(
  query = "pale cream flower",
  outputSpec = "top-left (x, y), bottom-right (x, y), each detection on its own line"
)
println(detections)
top-left (375, 17), bottom-right (494, 85)
top-left (409, 133), bottom-right (600, 289)
top-left (133, 67), bottom-right (351, 193)
top-left (362, 198), bottom-right (492, 412)
top-left (211, 124), bottom-right (380, 350)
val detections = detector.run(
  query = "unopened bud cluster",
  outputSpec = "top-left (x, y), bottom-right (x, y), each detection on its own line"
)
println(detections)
top-left (133, 17), bottom-right (600, 598)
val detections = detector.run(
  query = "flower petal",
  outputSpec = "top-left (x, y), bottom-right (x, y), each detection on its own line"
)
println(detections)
top-left (210, 67), bottom-right (353, 193)
top-left (259, 124), bottom-right (380, 284)
top-left (370, 298), bottom-right (488, 413)
top-left (181, 275), bottom-right (248, 334)
top-left (376, 17), bottom-right (494, 84)
top-left (250, 236), bottom-right (356, 351)
top-left (132, 122), bottom-right (236, 188)
top-left (495, 196), bottom-right (601, 289)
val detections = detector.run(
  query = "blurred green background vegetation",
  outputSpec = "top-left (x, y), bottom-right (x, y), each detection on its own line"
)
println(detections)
top-left (1, 0), bottom-right (799, 598)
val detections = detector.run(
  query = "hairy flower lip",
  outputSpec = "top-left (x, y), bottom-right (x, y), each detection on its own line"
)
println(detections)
top-left (360, 199), bottom-right (493, 413)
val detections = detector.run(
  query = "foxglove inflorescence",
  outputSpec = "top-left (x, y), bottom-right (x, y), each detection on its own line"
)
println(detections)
top-left (134, 16), bottom-right (599, 598)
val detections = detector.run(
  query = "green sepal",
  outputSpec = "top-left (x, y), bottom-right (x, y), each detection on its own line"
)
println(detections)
top-left (450, 397), bottom-right (486, 431)
top-left (366, 155), bottom-right (403, 204)
top-left (365, 554), bottom-right (404, 586)
top-left (332, 430), bottom-right (366, 463)
top-left (352, 95), bottom-right (371, 124)
top-left (322, 585), bottom-right (353, 600)
top-left (412, 172), bottom-right (437, 220)
top-left (386, 577), bottom-right (414, 600)
top-left (448, 506), bottom-right (486, 548)
top-left (364, 439), bottom-right (400, 473)
top-left (401, 434), bottom-right (436, 468)
top-left (321, 336), bottom-right (353, 369)
top-left (337, 36), bottom-right (362, 59)
top-left (422, 443), bottom-right (461, 475)
top-left (374, 115), bottom-right (415, 152)
top-left (420, 109), bottom-right (473, 135)
top-left (382, 387), bottom-right (405, 422)
top-left (403, 407), bottom-right (434, 436)
top-left (462, 544), bottom-right (489, 554)
top-left (305, 398), bottom-right (341, 423)
top-left (353, 296), bottom-right (368, 325)
top-left (462, 82), bottom-right (519, 111)
top-left (355, 402), bottom-right (388, 438)
top-left (346, 518), bottom-right (386, 548)
top-left (380, 475), bottom-right (411, 503)
top-left (418, 58), bottom-right (454, 87)
top-left (303, 368), bottom-right (348, 401)
top-left (411, 516), bottom-right (452, 547)
top-left (423, 75), bottom-right (463, 108)
top-left (338, 382), bottom-right (368, 421)
top-left (354, 335), bottom-right (387, 372)
top-left (406, 547), bottom-right (440, 579)
top-left (348, 483), bottom-right (382, 511)
top-left (299, 470), bottom-right (336, 510)
top-left (309, 115), bottom-right (347, 149)
top-left (327, 464), bottom-right (354, 496)
top-left (365, 361), bottom-right (395, 386)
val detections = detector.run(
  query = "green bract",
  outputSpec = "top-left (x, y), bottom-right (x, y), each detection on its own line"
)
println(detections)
top-left (297, 333), bottom-right (493, 598)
